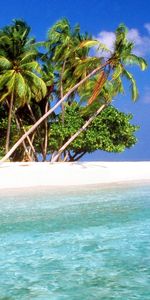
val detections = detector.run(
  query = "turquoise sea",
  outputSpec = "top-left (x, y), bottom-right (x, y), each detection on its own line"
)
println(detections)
top-left (0, 184), bottom-right (150, 300)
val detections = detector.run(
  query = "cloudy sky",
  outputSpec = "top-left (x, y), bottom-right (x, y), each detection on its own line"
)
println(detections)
top-left (0, 0), bottom-right (150, 161)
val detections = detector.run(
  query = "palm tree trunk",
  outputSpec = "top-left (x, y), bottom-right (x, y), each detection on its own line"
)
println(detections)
top-left (28, 133), bottom-right (35, 156)
top-left (51, 103), bottom-right (107, 162)
top-left (5, 93), bottom-right (14, 154)
top-left (6, 100), bottom-right (33, 161)
top-left (60, 60), bottom-right (66, 160)
top-left (43, 101), bottom-right (49, 161)
top-left (20, 122), bottom-right (38, 161)
top-left (0, 61), bottom-right (109, 163)
top-left (27, 103), bottom-right (45, 157)
top-left (15, 115), bottom-right (33, 161)
top-left (60, 60), bottom-right (66, 125)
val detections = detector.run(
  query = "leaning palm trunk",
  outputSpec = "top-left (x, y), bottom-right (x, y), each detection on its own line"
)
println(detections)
top-left (5, 93), bottom-right (14, 153)
top-left (27, 103), bottom-right (45, 157)
top-left (15, 115), bottom-right (33, 161)
top-left (43, 101), bottom-right (49, 161)
top-left (5, 99), bottom-right (33, 161)
top-left (15, 113), bottom-right (37, 161)
top-left (60, 60), bottom-right (66, 125)
top-left (60, 60), bottom-right (66, 160)
top-left (28, 133), bottom-right (36, 157)
top-left (51, 103), bottom-right (107, 162)
top-left (21, 124), bottom-right (38, 161)
top-left (0, 62), bottom-right (109, 163)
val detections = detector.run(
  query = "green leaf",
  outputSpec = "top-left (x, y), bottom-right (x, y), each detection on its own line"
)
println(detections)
top-left (79, 40), bottom-right (100, 48)
top-left (0, 70), bottom-right (15, 88)
top-left (0, 56), bottom-right (12, 70)
top-left (21, 61), bottom-right (41, 73)
top-left (7, 73), bottom-right (16, 92)
top-left (25, 70), bottom-right (47, 99)
top-left (124, 54), bottom-right (147, 71)
top-left (0, 90), bottom-right (9, 102)
top-left (112, 64), bottom-right (123, 80)
top-left (15, 73), bottom-right (26, 98)
top-left (20, 50), bottom-right (37, 63)
top-left (123, 69), bottom-right (138, 101)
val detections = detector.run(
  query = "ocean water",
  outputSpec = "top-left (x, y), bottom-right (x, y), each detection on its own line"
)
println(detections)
top-left (0, 184), bottom-right (150, 300)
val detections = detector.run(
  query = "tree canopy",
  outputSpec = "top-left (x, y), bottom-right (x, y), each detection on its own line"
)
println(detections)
top-left (0, 19), bottom-right (147, 162)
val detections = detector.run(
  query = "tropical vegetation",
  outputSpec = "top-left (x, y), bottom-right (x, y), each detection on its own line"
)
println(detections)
top-left (0, 19), bottom-right (147, 162)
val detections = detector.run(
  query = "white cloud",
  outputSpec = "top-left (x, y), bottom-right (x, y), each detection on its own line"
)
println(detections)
top-left (142, 87), bottom-right (150, 104)
top-left (96, 24), bottom-right (150, 57)
top-left (127, 29), bottom-right (142, 45)
top-left (96, 31), bottom-right (115, 52)
top-left (127, 28), bottom-right (150, 56)
top-left (144, 23), bottom-right (150, 34)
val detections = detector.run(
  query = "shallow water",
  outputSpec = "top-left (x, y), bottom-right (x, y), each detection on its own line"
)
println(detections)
top-left (0, 185), bottom-right (150, 299)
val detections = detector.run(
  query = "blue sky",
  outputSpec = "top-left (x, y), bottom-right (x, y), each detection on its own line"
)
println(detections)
top-left (0, 0), bottom-right (150, 161)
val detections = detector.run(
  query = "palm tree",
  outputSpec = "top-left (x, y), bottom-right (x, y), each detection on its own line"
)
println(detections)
top-left (46, 19), bottom-right (106, 104)
top-left (0, 19), bottom-right (47, 153)
top-left (51, 24), bottom-right (147, 161)
top-left (0, 24), bottom-right (147, 163)
top-left (39, 62), bottom-right (54, 160)
top-left (46, 19), bottom-right (104, 159)
top-left (0, 62), bottom-right (106, 163)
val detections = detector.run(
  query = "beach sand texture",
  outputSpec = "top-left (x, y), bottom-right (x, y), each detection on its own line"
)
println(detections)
top-left (0, 161), bottom-right (150, 189)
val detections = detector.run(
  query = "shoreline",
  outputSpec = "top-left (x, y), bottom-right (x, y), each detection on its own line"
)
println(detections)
top-left (0, 161), bottom-right (150, 191)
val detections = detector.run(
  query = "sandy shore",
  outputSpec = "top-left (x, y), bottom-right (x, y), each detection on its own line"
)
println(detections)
top-left (0, 161), bottom-right (150, 190)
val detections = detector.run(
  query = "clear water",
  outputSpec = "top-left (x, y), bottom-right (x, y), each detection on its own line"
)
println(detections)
top-left (0, 185), bottom-right (150, 300)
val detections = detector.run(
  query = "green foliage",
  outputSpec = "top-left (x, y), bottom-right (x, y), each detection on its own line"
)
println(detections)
top-left (0, 18), bottom-right (146, 161)
top-left (0, 19), bottom-right (47, 107)
top-left (48, 103), bottom-right (139, 158)
top-left (109, 23), bottom-right (147, 101)
top-left (0, 103), bottom-right (19, 156)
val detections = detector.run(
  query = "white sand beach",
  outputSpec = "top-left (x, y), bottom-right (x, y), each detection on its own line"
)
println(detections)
top-left (0, 161), bottom-right (150, 190)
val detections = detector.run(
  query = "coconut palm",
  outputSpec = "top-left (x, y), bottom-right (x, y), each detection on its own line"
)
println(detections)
top-left (0, 62), bottom-right (106, 163)
top-left (51, 24), bottom-right (147, 161)
top-left (0, 19), bottom-right (47, 153)
top-left (39, 62), bottom-right (54, 160)
top-left (47, 19), bottom-right (104, 102)
top-left (0, 23), bottom-right (147, 163)
top-left (45, 19), bottom-right (103, 159)
top-left (83, 24), bottom-right (147, 106)
top-left (106, 24), bottom-right (147, 100)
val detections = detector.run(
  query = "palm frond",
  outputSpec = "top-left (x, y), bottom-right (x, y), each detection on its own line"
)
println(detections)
top-left (79, 40), bottom-right (100, 48)
top-left (0, 34), bottom-right (11, 45)
top-left (0, 56), bottom-right (12, 70)
top-left (48, 18), bottom-right (70, 40)
top-left (7, 73), bottom-right (16, 92)
top-left (0, 70), bottom-right (15, 88)
top-left (115, 24), bottom-right (128, 43)
top-left (112, 77), bottom-right (124, 95)
top-left (73, 57), bottom-right (101, 78)
top-left (124, 54), bottom-right (147, 71)
top-left (123, 69), bottom-right (138, 101)
top-left (15, 73), bottom-right (27, 98)
top-left (25, 70), bottom-right (47, 100)
top-left (21, 61), bottom-right (42, 73)
top-left (20, 50), bottom-right (37, 63)
top-left (0, 90), bottom-right (10, 102)
top-left (112, 64), bottom-right (123, 80)
top-left (25, 85), bottom-right (32, 102)
top-left (32, 41), bottom-right (46, 48)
